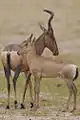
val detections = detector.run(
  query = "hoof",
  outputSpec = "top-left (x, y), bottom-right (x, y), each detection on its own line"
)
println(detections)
top-left (30, 102), bottom-right (34, 108)
top-left (62, 109), bottom-right (66, 112)
top-left (14, 100), bottom-right (18, 109)
top-left (31, 106), bottom-right (37, 112)
top-left (6, 105), bottom-right (10, 109)
top-left (61, 108), bottom-right (68, 112)
top-left (20, 104), bottom-right (25, 109)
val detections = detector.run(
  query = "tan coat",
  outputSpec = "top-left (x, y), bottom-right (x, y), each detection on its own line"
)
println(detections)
top-left (1, 51), bottom-right (29, 71)
top-left (23, 45), bottom-right (77, 80)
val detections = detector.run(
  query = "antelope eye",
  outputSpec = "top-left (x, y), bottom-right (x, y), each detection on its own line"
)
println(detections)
top-left (25, 43), bottom-right (28, 46)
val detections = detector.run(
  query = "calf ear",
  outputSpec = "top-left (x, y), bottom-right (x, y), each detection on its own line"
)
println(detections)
top-left (28, 34), bottom-right (33, 42)
top-left (32, 37), bottom-right (36, 43)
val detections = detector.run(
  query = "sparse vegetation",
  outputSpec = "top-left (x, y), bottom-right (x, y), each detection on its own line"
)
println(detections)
top-left (0, 54), bottom-right (80, 119)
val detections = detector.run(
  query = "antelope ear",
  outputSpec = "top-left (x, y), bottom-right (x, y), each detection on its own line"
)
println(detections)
top-left (28, 33), bottom-right (33, 42)
top-left (32, 37), bottom-right (36, 43)
top-left (39, 23), bottom-right (47, 32)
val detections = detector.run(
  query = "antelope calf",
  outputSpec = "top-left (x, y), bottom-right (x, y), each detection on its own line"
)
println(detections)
top-left (17, 37), bottom-right (78, 112)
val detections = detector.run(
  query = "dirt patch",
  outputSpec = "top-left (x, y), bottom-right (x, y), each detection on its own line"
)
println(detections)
top-left (0, 104), bottom-right (80, 120)
top-left (0, 92), bottom-right (80, 120)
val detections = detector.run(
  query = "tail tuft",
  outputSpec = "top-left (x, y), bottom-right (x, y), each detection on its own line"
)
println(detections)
top-left (73, 67), bottom-right (79, 81)
top-left (7, 52), bottom-right (11, 76)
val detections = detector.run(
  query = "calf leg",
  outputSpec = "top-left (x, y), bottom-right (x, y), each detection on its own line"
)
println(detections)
top-left (33, 76), bottom-right (41, 111)
top-left (12, 64), bottom-right (21, 109)
top-left (20, 72), bottom-right (32, 109)
top-left (4, 67), bottom-right (10, 109)
top-left (29, 79), bottom-right (34, 108)
top-left (36, 79), bottom-right (40, 109)
top-left (66, 80), bottom-right (77, 112)
top-left (71, 83), bottom-right (77, 111)
top-left (66, 81), bottom-right (73, 110)
top-left (34, 78), bottom-right (37, 109)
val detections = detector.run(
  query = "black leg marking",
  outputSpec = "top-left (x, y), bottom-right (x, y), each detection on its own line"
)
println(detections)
top-left (14, 100), bottom-right (18, 109)
top-left (26, 73), bottom-right (32, 84)
top-left (30, 102), bottom-right (34, 108)
top-left (13, 64), bottom-right (21, 90)
top-left (20, 73), bottom-right (32, 109)
top-left (6, 105), bottom-right (10, 109)
top-left (4, 67), bottom-right (11, 109)
top-left (12, 64), bottom-right (21, 108)
top-left (20, 103), bottom-right (25, 109)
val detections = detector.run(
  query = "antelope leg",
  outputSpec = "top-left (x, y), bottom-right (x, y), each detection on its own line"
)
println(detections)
top-left (36, 78), bottom-right (41, 109)
top-left (12, 64), bottom-right (21, 109)
top-left (34, 78), bottom-right (37, 108)
top-left (20, 72), bottom-right (31, 109)
top-left (34, 76), bottom-right (41, 110)
top-left (66, 82), bottom-right (73, 110)
top-left (65, 80), bottom-right (73, 110)
top-left (71, 83), bottom-right (77, 112)
top-left (4, 67), bottom-right (10, 109)
top-left (29, 78), bottom-right (34, 108)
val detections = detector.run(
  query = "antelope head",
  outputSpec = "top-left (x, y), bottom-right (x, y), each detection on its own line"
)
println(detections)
top-left (17, 34), bottom-right (33, 55)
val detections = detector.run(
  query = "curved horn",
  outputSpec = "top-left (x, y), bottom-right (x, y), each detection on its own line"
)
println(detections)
top-left (43, 9), bottom-right (54, 35)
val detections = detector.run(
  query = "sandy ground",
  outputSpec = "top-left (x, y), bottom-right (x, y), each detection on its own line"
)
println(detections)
top-left (0, 91), bottom-right (80, 120)
top-left (0, 92), bottom-right (80, 120)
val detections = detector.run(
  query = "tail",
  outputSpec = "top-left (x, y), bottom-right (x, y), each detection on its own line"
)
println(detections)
top-left (73, 67), bottom-right (79, 81)
top-left (43, 9), bottom-right (54, 34)
top-left (6, 52), bottom-right (11, 77)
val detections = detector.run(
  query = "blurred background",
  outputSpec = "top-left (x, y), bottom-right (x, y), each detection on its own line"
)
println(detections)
top-left (0, 0), bottom-right (80, 55)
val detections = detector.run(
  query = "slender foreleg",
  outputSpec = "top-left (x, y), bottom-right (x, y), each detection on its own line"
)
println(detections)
top-left (36, 78), bottom-right (41, 109)
top-left (33, 78), bottom-right (37, 110)
top-left (4, 67), bottom-right (10, 109)
top-left (33, 75), bottom-right (41, 111)
top-left (12, 64), bottom-right (21, 109)
top-left (20, 72), bottom-right (32, 109)
top-left (29, 79), bottom-right (34, 108)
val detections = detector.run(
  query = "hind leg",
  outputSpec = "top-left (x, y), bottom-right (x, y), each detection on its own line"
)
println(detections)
top-left (4, 67), bottom-right (10, 109)
top-left (66, 80), bottom-right (77, 112)
top-left (12, 64), bottom-right (21, 109)
top-left (71, 83), bottom-right (77, 112)
top-left (66, 80), bottom-right (73, 110)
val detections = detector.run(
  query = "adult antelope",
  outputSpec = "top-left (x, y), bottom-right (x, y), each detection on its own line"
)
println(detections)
top-left (1, 9), bottom-right (59, 109)
top-left (17, 37), bottom-right (78, 112)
